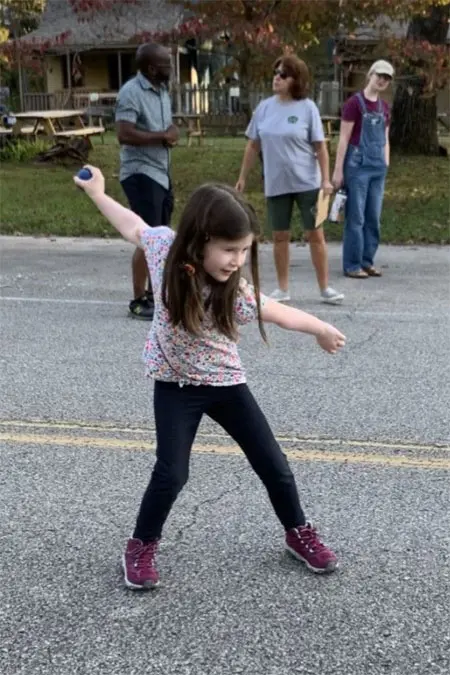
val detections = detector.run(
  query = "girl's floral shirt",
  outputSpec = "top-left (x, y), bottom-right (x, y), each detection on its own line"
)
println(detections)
top-left (140, 226), bottom-right (265, 386)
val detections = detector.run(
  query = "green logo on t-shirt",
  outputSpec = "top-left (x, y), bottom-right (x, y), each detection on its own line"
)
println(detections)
top-left (287, 116), bottom-right (298, 123)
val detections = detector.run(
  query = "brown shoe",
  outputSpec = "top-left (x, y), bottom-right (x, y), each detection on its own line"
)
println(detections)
top-left (344, 269), bottom-right (369, 279)
top-left (362, 266), bottom-right (383, 277)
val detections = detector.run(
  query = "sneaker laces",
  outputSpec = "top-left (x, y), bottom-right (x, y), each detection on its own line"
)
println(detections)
top-left (133, 540), bottom-right (158, 570)
top-left (295, 524), bottom-right (326, 552)
top-left (139, 294), bottom-right (152, 308)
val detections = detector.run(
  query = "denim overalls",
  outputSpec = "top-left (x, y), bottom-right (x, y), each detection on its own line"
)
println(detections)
top-left (343, 93), bottom-right (387, 273)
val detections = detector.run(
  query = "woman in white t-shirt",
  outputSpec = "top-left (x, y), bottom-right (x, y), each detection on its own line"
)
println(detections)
top-left (236, 55), bottom-right (344, 305)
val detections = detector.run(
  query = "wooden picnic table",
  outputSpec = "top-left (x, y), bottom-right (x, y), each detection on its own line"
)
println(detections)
top-left (172, 113), bottom-right (205, 147)
top-left (11, 109), bottom-right (104, 143)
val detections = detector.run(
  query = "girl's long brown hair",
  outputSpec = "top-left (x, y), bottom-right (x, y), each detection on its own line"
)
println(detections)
top-left (162, 183), bottom-right (266, 342)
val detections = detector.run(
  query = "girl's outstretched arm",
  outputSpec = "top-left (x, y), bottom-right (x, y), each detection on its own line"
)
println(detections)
top-left (73, 165), bottom-right (146, 248)
top-left (261, 298), bottom-right (346, 354)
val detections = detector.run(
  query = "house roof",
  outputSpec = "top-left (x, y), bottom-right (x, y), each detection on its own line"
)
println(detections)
top-left (21, 0), bottom-right (185, 51)
top-left (344, 15), bottom-right (450, 43)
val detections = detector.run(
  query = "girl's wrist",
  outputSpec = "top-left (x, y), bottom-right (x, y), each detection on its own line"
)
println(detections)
top-left (91, 190), bottom-right (106, 202)
top-left (302, 318), bottom-right (327, 338)
top-left (315, 319), bottom-right (329, 337)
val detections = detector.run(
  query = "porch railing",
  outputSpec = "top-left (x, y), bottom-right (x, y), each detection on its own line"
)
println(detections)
top-left (20, 80), bottom-right (341, 124)
top-left (23, 90), bottom-right (74, 111)
top-left (22, 85), bottom-right (268, 115)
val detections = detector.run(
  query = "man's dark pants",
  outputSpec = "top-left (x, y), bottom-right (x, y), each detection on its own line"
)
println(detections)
top-left (121, 173), bottom-right (173, 300)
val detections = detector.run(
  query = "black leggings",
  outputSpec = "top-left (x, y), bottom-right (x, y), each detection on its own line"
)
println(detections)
top-left (133, 382), bottom-right (306, 542)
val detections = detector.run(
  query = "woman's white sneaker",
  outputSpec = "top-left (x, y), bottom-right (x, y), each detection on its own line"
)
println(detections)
top-left (321, 287), bottom-right (344, 305)
top-left (269, 288), bottom-right (291, 302)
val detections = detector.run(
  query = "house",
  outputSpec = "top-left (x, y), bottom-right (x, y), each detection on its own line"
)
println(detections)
top-left (17, 0), bottom-right (203, 111)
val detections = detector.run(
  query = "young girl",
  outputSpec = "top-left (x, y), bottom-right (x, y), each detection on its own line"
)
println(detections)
top-left (74, 166), bottom-right (346, 590)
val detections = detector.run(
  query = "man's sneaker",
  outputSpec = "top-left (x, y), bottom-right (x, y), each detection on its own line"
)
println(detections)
top-left (269, 288), bottom-right (291, 302)
top-left (321, 287), bottom-right (344, 305)
top-left (129, 294), bottom-right (154, 321)
top-left (122, 537), bottom-right (160, 590)
top-left (285, 523), bottom-right (338, 573)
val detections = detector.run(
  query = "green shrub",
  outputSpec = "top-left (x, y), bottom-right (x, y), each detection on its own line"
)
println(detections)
top-left (0, 138), bottom-right (51, 162)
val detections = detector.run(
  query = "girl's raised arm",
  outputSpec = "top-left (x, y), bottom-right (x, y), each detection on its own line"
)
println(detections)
top-left (73, 165), bottom-right (147, 248)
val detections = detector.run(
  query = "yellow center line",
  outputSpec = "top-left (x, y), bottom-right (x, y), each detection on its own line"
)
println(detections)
top-left (0, 432), bottom-right (449, 470)
top-left (0, 420), bottom-right (447, 453)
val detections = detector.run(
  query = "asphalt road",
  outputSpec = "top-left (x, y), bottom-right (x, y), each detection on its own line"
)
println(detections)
top-left (0, 236), bottom-right (449, 675)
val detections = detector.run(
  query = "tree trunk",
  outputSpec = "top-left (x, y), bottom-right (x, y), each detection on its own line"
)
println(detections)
top-left (390, 82), bottom-right (439, 155)
top-left (390, 4), bottom-right (449, 156)
top-left (238, 48), bottom-right (252, 124)
top-left (239, 1), bottom-right (257, 124)
top-left (239, 81), bottom-right (252, 124)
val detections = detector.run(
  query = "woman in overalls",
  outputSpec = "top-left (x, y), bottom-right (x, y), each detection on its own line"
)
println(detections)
top-left (332, 60), bottom-right (394, 278)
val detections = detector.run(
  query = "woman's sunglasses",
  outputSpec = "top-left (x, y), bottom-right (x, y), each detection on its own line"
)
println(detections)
top-left (273, 68), bottom-right (289, 79)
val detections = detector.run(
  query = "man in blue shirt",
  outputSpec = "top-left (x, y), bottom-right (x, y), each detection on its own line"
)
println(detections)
top-left (116, 43), bottom-right (179, 320)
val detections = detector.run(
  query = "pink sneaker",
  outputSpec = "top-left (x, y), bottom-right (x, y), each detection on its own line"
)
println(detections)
top-left (122, 537), bottom-right (160, 590)
top-left (285, 523), bottom-right (338, 573)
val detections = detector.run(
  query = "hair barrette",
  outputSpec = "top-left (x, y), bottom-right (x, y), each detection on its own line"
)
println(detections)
top-left (181, 263), bottom-right (196, 277)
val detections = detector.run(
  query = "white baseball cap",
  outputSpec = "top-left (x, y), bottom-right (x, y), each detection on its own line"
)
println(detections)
top-left (369, 60), bottom-right (394, 78)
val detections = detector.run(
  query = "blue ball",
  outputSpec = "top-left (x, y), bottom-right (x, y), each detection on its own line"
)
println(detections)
top-left (77, 168), bottom-right (92, 180)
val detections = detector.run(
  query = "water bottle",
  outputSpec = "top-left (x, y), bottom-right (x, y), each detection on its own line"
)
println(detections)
top-left (329, 189), bottom-right (347, 223)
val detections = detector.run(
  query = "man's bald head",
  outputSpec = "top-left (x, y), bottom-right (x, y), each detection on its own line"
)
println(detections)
top-left (136, 43), bottom-right (172, 85)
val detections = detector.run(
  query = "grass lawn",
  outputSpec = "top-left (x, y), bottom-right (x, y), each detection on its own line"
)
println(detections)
top-left (0, 133), bottom-right (449, 243)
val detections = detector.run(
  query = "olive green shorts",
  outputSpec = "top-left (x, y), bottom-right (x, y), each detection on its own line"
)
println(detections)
top-left (266, 189), bottom-right (320, 232)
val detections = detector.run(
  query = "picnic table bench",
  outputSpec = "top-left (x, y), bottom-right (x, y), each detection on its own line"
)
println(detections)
top-left (0, 124), bottom-right (44, 136)
top-left (54, 126), bottom-right (105, 139)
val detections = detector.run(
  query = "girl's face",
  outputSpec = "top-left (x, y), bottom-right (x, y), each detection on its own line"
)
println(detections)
top-left (203, 235), bottom-right (254, 283)
top-left (369, 72), bottom-right (392, 93)
top-left (272, 66), bottom-right (292, 96)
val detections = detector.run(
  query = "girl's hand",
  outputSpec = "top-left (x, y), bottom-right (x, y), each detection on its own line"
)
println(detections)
top-left (73, 165), bottom-right (105, 198)
top-left (332, 169), bottom-right (344, 190)
top-left (235, 177), bottom-right (246, 193)
top-left (321, 180), bottom-right (334, 196)
top-left (316, 322), bottom-right (346, 354)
